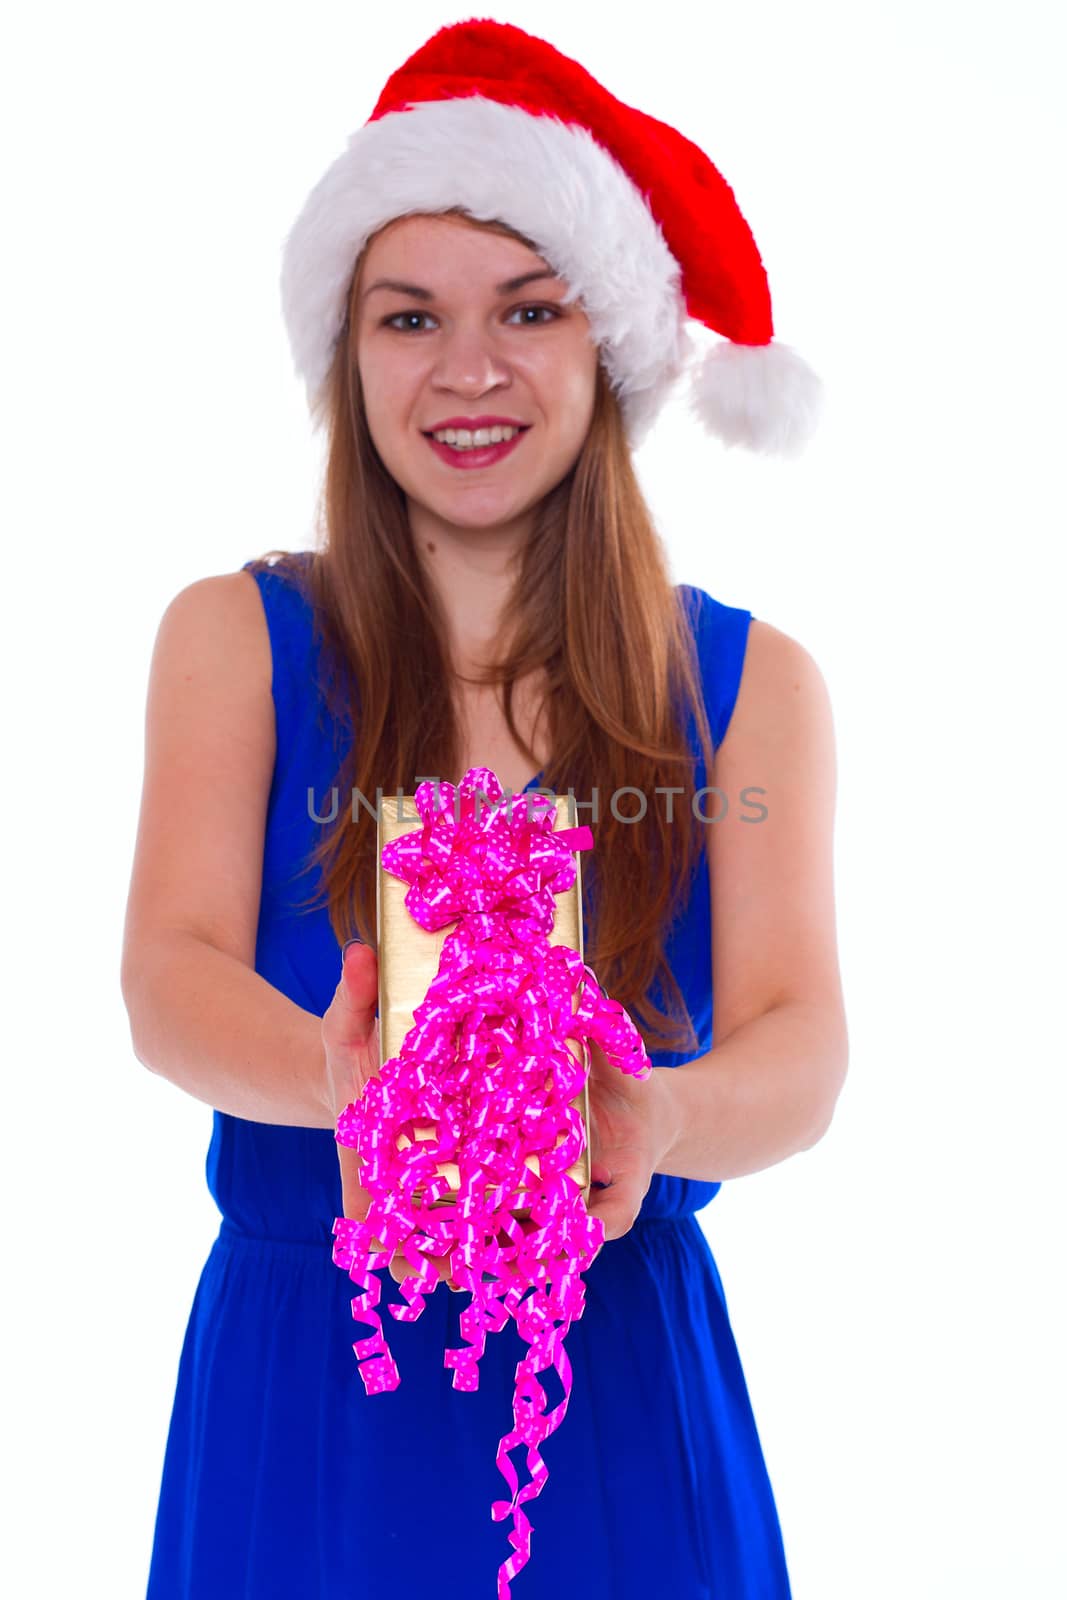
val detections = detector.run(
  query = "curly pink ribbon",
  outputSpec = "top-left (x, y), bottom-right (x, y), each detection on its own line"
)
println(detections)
top-left (332, 766), bottom-right (651, 1598)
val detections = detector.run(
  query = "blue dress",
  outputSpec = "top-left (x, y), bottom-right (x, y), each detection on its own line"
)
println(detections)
top-left (146, 553), bottom-right (792, 1600)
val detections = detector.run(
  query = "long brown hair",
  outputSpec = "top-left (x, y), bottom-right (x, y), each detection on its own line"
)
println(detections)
top-left (248, 209), bottom-right (717, 1056)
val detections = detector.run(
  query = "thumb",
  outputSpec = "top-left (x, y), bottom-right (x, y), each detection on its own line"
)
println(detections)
top-left (327, 939), bottom-right (378, 1047)
top-left (337, 1141), bottom-right (370, 1221)
top-left (586, 1164), bottom-right (644, 1245)
top-left (330, 940), bottom-right (378, 1221)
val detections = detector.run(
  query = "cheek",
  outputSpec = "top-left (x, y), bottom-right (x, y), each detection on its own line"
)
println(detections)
top-left (553, 355), bottom-right (598, 441)
top-left (355, 343), bottom-right (386, 402)
top-left (356, 354), bottom-right (418, 436)
top-left (521, 344), bottom-right (594, 427)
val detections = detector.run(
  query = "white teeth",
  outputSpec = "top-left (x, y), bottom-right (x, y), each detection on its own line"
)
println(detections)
top-left (431, 425), bottom-right (521, 448)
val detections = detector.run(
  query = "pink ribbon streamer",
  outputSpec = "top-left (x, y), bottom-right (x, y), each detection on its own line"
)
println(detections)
top-left (332, 766), bottom-right (651, 1598)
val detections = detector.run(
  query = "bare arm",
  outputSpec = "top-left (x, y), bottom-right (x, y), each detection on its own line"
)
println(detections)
top-left (126, 932), bottom-right (332, 1127)
top-left (655, 619), bottom-right (849, 1181)
top-left (120, 570), bottom-right (336, 1129)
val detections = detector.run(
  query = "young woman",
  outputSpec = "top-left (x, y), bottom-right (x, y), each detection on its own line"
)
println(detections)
top-left (122, 21), bottom-right (847, 1600)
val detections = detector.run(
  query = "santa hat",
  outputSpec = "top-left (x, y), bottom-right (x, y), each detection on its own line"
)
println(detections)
top-left (280, 18), bottom-right (824, 457)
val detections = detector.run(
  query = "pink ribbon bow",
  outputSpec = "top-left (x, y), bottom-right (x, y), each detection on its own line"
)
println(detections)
top-left (332, 766), bottom-right (651, 1597)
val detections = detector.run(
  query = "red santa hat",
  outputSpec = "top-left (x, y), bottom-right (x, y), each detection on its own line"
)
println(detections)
top-left (280, 18), bottom-right (824, 457)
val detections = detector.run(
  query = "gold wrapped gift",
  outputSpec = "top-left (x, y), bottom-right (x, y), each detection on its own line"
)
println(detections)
top-left (376, 786), bottom-right (592, 1220)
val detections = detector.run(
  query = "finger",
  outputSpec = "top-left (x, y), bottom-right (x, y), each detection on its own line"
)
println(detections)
top-left (388, 1243), bottom-right (458, 1292)
top-left (586, 1171), bottom-right (643, 1243)
top-left (337, 1142), bottom-right (370, 1220)
top-left (336, 1151), bottom-right (458, 1291)
top-left (341, 938), bottom-right (378, 1007)
top-left (324, 941), bottom-right (379, 1051)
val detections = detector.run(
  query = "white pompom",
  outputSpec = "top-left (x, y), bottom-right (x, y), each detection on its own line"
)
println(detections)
top-left (687, 339), bottom-right (825, 458)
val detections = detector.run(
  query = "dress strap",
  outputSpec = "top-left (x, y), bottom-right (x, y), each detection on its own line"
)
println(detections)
top-left (679, 583), bottom-right (754, 752)
top-left (241, 556), bottom-right (317, 743)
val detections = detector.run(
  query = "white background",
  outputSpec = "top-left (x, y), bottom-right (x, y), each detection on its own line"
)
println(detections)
top-left (4, 2), bottom-right (1065, 1595)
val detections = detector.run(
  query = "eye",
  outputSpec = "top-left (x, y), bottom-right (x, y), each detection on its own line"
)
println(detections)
top-left (380, 303), bottom-right (562, 333)
top-left (504, 303), bottom-right (562, 326)
top-left (381, 310), bottom-right (438, 333)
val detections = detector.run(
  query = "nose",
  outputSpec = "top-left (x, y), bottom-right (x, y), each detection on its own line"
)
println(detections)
top-left (430, 323), bottom-right (513, 396)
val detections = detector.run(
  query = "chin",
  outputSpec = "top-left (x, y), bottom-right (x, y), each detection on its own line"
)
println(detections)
top-left (431, 496), bottom-right (530, 531)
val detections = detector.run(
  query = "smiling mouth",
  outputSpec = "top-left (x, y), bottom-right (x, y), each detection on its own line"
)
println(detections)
top-left (421, 426), bottom-right (532, 444)
top-left (421, 425), bottom-right (533, 469)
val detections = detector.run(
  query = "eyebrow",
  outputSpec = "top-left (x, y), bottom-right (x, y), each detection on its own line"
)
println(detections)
top-left (361, 269), bottom-right (561, 303)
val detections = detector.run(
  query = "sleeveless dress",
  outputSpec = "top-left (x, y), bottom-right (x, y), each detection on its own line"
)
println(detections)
top-left (145, 553), bottom-right (792, 1600)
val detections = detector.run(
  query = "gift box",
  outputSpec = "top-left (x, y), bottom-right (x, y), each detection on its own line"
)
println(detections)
top-left (376, 785), bottom-right (591, 1219)
top-left (334, 768), bottom-right (652, 1597)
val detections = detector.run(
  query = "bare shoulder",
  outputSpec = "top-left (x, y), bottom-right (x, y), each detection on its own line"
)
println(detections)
top-left (156, 568), bottom-right (271, 679)
top-left (728, 617), bottom-right (836, 756)
top-left (149, 568), bottom-right (275, 760)
top-left (708, 613), bottom-right (844, 1040)
top-left (121, 569), bottom-right (276, 987)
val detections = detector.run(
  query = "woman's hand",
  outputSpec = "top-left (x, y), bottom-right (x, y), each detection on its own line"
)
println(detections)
top-left (583, 1038), bottom-right (676, 1248)
top-left (323, 950), bottom-right (673, 1285)
top-left (492, 1039), bottom-right (673, 1274)
top-left (322, 940), bottom-right (459, 1293)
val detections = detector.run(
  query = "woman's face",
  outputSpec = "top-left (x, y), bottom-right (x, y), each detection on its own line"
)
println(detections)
top-left (353, 214), bottom-right (599, 538)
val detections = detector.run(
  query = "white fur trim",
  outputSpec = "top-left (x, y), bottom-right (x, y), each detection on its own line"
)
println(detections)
top-left (280, 96), bottom-right (691, 447)
top-left (687, 340), bottom-right (824, 457)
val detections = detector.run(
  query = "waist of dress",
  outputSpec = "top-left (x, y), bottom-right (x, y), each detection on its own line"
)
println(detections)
top-left (215, 1177), bottom-right (720, 1257)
